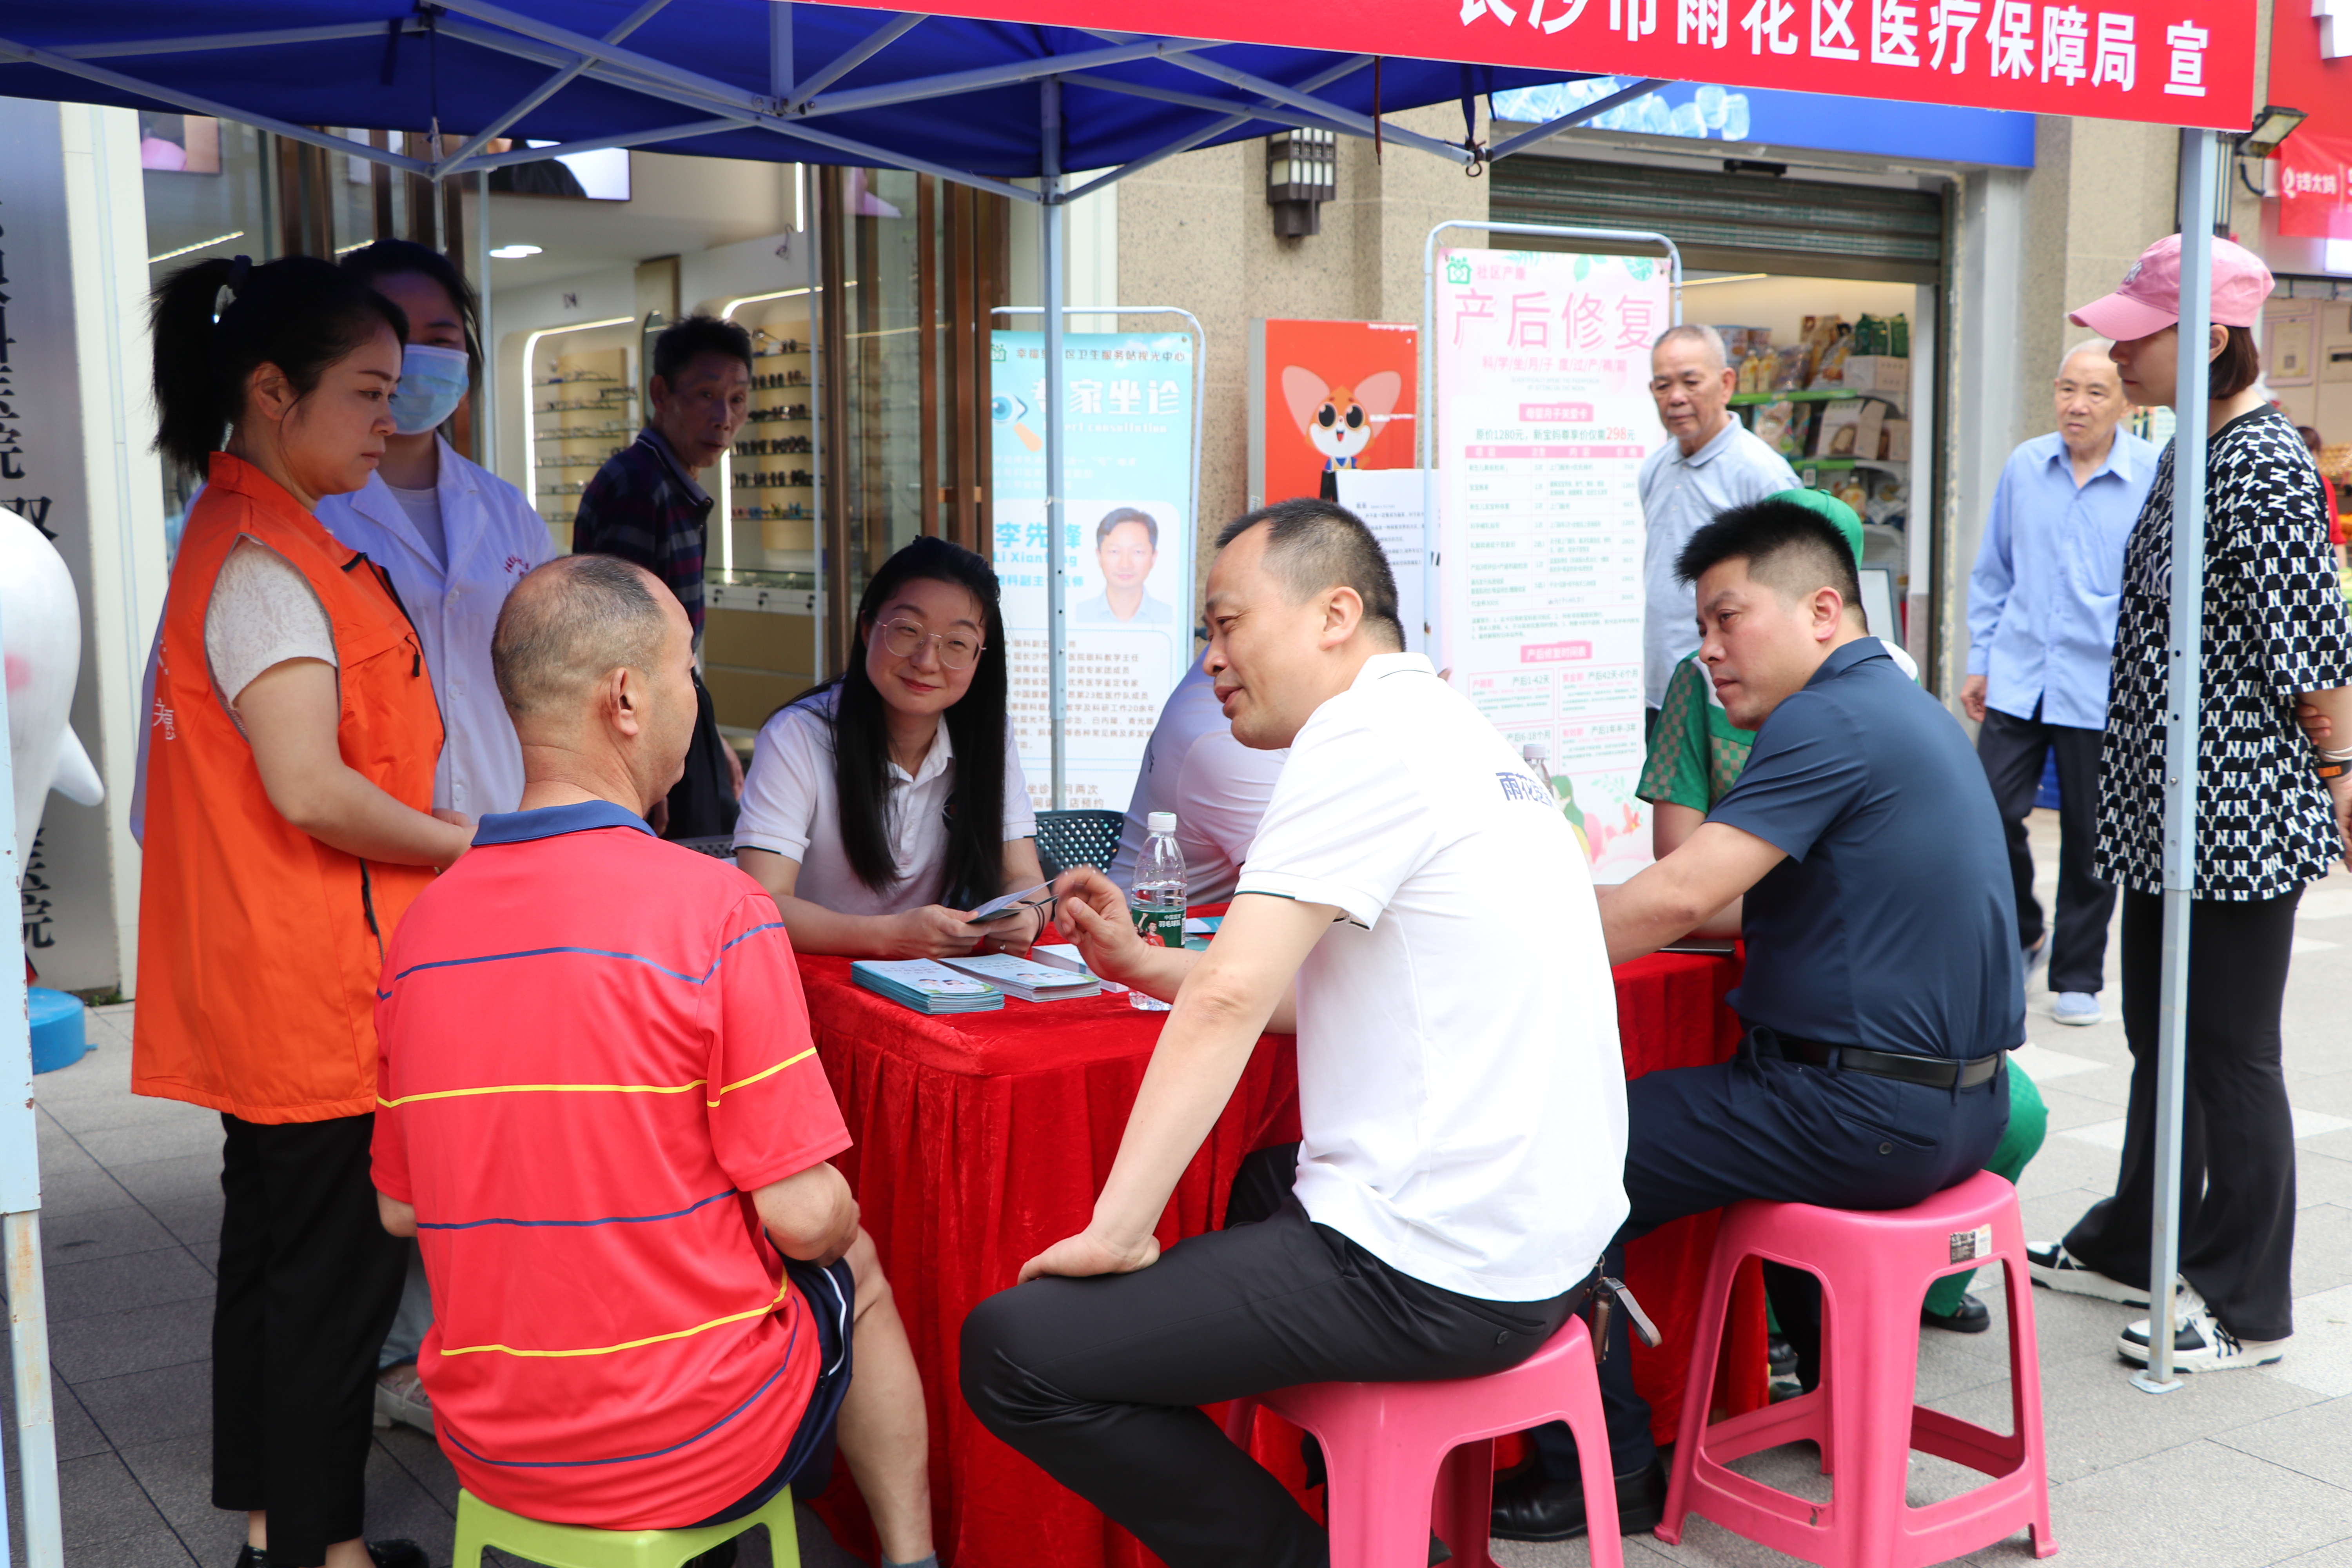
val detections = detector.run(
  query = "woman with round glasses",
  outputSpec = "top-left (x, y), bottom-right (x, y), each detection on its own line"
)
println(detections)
top-left (735, 536), bottom-right (1048, 956)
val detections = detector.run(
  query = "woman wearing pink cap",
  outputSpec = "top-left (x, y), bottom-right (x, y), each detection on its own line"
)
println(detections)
top-left (2027, 234), bottom-right (2352, 1373)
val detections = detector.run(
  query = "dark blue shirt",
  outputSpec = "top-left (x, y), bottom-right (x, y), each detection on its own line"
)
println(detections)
top-left (573, 428), bottom-right (711, 637)
top-left (1708, 637), bottom-right (2023, 1060)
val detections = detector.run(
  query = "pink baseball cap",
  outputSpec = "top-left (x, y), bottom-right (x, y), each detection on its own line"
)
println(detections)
top-left (2069, 233), bottom-right (2274, 339)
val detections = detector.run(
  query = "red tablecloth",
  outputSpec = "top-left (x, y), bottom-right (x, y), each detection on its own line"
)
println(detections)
top-left (799, 948), bottom-right (1761, 1568)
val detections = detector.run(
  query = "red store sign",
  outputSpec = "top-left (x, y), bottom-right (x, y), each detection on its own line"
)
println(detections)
top-left (2273, 1), bottom-right (2352, 238)
top-left (833, 0), bottom-right (2258, 129)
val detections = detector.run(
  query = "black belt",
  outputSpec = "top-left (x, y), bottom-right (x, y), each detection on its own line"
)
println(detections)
top-left (1771, 1034), bottom-right (2003, 1090)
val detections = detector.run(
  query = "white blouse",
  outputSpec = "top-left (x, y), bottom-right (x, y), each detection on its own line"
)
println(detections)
top-left (735, 690), bottom-right (1036, 916)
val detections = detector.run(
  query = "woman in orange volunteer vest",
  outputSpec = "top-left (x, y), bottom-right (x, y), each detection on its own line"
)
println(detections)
top-left (135, 255), bottom-right (473, 1568)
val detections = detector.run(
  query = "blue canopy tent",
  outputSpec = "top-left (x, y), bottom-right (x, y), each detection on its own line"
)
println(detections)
top-left (0, 3), bottom-right (1630, 193)
top-left (0, 1), bottom-right (1647, 814)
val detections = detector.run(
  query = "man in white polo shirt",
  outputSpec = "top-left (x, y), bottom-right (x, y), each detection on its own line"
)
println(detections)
top-left (960, 498), bottom-right (1630, 1568)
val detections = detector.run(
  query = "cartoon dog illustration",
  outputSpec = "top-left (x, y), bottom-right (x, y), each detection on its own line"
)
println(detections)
top-left (1281, 366), bottom-right (1403, 472)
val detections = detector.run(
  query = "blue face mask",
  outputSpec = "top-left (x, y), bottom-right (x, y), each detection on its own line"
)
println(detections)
top-left (388, 343), bottom-right (472, 436)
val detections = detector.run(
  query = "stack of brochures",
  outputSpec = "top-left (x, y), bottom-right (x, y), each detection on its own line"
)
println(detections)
top-left (851, 959), bottom-right (1004, 1015)
top-left (940, 953), bottom-right (1102, 1003)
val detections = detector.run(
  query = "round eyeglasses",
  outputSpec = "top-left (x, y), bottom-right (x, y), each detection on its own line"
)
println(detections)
top-left (877, 618), bottom-right (983, 671)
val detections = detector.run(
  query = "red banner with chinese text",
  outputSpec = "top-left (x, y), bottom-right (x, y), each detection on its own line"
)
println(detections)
top-left (826, 0), bottom-right (2257, 131)
top-left (2279, 127), bottom-right (2352, 239)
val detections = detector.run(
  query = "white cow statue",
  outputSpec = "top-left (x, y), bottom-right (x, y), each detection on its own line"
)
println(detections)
top-left (1, 506), bottom-right (103, 867)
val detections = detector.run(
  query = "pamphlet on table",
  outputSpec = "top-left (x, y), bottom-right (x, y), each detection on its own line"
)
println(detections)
top-left (939, 953), bottom-right (1102, 1003)
top-left (851, 959), bottom-right (1005, 1015)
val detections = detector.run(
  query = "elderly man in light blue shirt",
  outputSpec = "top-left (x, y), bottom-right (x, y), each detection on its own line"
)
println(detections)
top-left (1962, 340), bottom-right (2156, 1026)
top-left (1639, 325), bottom-right (1801, 719)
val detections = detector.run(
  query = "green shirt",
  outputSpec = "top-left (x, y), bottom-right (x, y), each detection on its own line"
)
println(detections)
top-left (1637, 652), bottom-right (1755, 812)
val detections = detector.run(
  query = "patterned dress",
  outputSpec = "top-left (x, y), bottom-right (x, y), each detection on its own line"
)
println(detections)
top-left (2095, 407), bottom-right (2352, 901)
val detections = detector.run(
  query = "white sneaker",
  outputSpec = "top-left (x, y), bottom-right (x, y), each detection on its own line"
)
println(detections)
top-left (2026, 1241), bottom-right (2151, 1307)
top-left (373, 1362), bottom-right (434, 1436)
top-left (2118, 1289), bottom-right (2287, 1373)
top-left (2052, 991), bottom-right (2101, 1026)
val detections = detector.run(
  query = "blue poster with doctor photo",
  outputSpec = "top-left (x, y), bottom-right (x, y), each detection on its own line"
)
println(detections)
top-left (991, 330), bottom-right (1196, 811)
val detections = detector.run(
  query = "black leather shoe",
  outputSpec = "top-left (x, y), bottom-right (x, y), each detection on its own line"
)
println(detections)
top-left (232, 1549), bottom-right (267, 1568)
top-left (1922, 1296), bottom-right (1992, 1334)
top-left (1488, 1454), bottom-right (1668, 1542)
top-left (365, 1543), bottom-right (429, 1568)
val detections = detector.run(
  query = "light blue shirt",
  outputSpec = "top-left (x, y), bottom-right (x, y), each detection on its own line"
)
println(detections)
top-left (1639, 419), bottom-right (1801, 707)
top-left (1965, 429), bottom-right (2157, 730)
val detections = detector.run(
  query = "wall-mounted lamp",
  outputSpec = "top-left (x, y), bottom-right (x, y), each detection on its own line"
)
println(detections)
top-left (2226, 104), bottom-right (2308, 223)
top-left (1267, 127), bottom-right (1337, 238)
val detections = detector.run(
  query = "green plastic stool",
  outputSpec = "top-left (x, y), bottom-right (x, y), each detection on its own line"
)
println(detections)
top-left (451, 1483), bottom-right (799, 1568)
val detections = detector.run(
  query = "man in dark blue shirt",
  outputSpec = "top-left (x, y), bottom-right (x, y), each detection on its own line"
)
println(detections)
top-left (1494, 495), bottom-right (2022, 1545)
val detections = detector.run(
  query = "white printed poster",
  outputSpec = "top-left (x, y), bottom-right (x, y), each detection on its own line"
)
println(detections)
top-left (990, 331), bottom-right (1197, 810)
top-left (1333, 467), bottom-right (1427, 654)
top-left (1433, 247), bottom-right (1665, 879)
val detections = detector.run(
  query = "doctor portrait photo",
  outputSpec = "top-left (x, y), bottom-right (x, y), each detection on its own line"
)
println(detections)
top-left (1072, 505), bottom-right (1175, 626)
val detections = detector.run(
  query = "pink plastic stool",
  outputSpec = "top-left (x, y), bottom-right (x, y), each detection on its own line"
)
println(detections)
top-left (1656, 1169), bottom-right (2056, 1565)
top-left (1223, 1315), bottom-right (1622, 1568)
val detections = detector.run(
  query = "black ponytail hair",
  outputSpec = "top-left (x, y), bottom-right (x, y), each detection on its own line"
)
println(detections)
top-left (786, 536), bottom-right (1012, 906)
top-left (149, 254), bottom-right (408, 477)
top-left (338, 238), bottom-right (482, 378)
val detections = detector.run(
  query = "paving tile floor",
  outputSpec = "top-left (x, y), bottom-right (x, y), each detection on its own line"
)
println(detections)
top-left (7, 812), bottom-right (2352, 1566)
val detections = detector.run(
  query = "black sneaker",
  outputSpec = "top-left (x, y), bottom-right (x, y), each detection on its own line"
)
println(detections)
top-left (2119, 1290), bottom-right (2287, 1374)
top-left (2025, 1241), bottom-right (2150, 1307)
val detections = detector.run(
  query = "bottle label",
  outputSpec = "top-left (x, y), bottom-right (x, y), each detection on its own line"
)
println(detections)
top-left (1131, 906), bottom-right (1184, 949)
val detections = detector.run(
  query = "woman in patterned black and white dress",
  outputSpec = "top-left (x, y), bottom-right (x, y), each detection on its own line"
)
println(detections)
top-left (2025, 234), bottom-right (2352, 1373)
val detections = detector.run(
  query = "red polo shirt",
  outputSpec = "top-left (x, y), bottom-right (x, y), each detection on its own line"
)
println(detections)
top-left (372, 800), bottom-right (849, 1528)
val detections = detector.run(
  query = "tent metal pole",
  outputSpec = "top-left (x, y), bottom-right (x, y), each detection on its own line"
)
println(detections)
top-left (1485, 78), bottom-right (1667, 162)
top-left (1042, 76), bottom-right (1067, 810)
top-left (1062, 56), bottom-right (1372, 199)
top-left (0, 621), bottom-right (61, 1568)
top-left (2136, 126), bottom-right (2218, 1396)
top-left (0, 32), bottom-right (429, 174)
top-left (1419, 220), bottom-right (1682, 660)
top-left (441, 0), bottom-right (671, 171)
top-left (477, 168), bottom-right (494, 475)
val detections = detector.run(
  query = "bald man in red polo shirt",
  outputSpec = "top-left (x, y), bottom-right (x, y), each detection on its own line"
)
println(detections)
top-left (371, 556), bottom-right (934, 1568)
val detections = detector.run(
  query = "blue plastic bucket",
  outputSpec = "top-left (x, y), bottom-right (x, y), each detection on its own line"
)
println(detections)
top-left (29, 987), bottom-right (88, 1074)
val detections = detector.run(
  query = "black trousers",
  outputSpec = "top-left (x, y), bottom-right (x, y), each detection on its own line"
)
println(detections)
top-left (1526, 1031), bottom-right (2010, 1481)
top-left (2062, 888), bottom-right (2301, 1341)
top-left (212, 1114), bottom-right (408, 1567)
top-left (1975, 704), bottom-right (2115, 995)
top-left (961, 1145), bottom-right (1588, 1568)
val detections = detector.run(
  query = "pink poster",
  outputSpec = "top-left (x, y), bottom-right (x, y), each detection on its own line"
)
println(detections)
top-left (1434, 247), bottom-right (1666, 880)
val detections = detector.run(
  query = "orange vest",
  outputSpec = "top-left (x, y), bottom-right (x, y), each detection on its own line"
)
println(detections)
top-left (134, 454), bottom-right (444, 1123)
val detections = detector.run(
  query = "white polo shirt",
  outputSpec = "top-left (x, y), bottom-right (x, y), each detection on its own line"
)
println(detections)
top-left (1235, 653), bottom-right (1628, 1302)
top-left (735, 691), bottom-right (1036, 914)
top-left (1109, 655), bottom-right (1289, 904)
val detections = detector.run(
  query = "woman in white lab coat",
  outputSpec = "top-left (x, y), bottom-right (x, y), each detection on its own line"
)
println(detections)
top-left (313, 240), bottom-right (551, 1440)
top-left (316, 240), bottom-right (553, 824)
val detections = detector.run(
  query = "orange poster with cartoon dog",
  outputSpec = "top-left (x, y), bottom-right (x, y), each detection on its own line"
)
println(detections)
top-left (1247, 319), bottom-right (1419, 508)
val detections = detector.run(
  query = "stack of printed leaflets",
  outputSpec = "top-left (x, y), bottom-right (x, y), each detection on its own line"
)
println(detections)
top-left (939, 953), bottom-right (1102, 1004)
top-left (850, 959), bottom-right (1004, 1015)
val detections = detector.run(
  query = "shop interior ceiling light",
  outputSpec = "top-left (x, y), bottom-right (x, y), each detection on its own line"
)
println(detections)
top-left (489, 243), bottom-right (543, 259)
top-left (1266, 127), bottom-right (1336, 240)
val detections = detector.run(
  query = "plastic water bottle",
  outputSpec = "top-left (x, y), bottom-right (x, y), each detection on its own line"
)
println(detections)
top-left (1521, 742), bottom-right (1562, 808)
top-left (1128, 810), bottom-right (1185, 1012)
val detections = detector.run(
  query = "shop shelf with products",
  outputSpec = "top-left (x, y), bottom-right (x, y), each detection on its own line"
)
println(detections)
top-left (521, 332), bottom-right (640, 554)
top-left (706, 290), bottom-right (824, 731)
